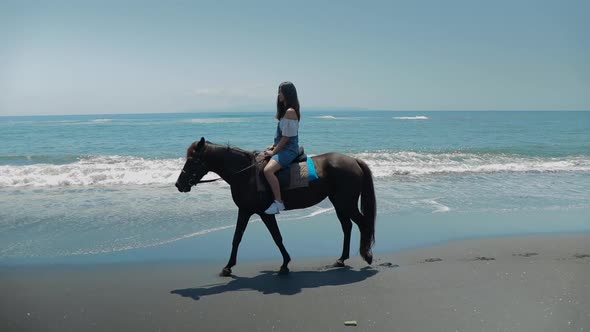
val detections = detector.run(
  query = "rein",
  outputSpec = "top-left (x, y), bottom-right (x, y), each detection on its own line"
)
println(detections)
top-left (189, 157), bottom-right (265, 184)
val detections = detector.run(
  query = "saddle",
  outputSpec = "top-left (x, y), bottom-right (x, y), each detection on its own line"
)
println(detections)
top-left (255, 147), bottom-right (307, 165)
top-left (292, 147), bottom-right (308, 163)
top-left (255, 147), bottom-right (314, 192)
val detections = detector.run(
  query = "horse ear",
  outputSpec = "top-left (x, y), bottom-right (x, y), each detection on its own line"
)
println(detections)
top-left (196, 137), bottom-right (205, 150)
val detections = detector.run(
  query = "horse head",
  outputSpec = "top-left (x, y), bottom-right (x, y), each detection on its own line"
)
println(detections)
top-left (175, 137), bottom-right (210, 192)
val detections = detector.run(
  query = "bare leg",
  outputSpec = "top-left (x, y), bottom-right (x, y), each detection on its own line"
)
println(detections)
top-left (221, 209), bottom-right (252, 276)
top-left (263, 160), bottom-right (283, 202)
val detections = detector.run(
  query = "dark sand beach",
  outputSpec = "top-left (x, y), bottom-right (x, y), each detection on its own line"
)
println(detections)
top-left (1, 234), bottom-right (589, 331)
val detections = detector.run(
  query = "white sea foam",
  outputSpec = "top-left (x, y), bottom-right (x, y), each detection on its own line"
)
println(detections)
top-left (353, 151), bottom-right (590, 177)
top-left (312, 115), bottom-right (360, 120)
top-left (66, 225), bottom-right (237, 256)
top-left (25, 119), bottom-right (115, 125)
top-left (284, 207), bottom-right (335, 220)
top-left (393, 116), bottom-right (429, 120)
top-left (45, 120), bottom-right (82, 124)
top-left (0, 224), bottom-right (238, 258)
top-left (422, 198), bottom-right (451, 213)
top-left (0, 155), bottom-right (221, 187)
top-left (2, 152), bottom-right (589, 188)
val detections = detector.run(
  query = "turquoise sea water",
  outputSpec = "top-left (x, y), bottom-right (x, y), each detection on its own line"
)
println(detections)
top-left (1, 111), bottom-right (589, 264)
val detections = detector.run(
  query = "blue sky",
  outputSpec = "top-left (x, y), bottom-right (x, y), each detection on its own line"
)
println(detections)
top-left (1, 0), bottom-right (589, 116)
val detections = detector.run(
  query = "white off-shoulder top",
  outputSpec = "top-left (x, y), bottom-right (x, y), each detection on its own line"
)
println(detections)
top-left (279, 118), bottom-right (299, 137)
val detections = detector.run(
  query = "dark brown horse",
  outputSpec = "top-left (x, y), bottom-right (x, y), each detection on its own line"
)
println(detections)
top-left (175, 137), bottom-right (376, 276)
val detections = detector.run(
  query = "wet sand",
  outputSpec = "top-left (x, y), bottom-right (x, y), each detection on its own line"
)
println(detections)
top-left (1, 234), bottom-right (589, 331)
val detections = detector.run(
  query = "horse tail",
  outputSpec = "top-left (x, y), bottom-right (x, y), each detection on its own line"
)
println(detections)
top-left (356, 159), bottom-right (376, 265)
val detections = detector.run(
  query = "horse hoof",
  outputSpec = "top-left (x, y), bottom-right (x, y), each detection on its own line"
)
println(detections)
top-left (220, 268), bottom-right (232, 277)
top-left (278, 266), bottom-right (290, 275)
top-left (333, 260), bottom-right (346, 268)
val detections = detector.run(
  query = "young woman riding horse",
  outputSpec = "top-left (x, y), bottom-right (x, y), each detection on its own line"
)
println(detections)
top-left (262, 81), bottom-right (302, 215)
top-left (175, 138), bottom-right (376, 276)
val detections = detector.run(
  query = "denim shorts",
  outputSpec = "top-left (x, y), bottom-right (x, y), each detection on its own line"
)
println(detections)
top-left (271, 148), bottom-right (299, 168)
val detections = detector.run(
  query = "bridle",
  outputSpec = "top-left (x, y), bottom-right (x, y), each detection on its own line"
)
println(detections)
top-left (183, 153), bottom-right (266, 184)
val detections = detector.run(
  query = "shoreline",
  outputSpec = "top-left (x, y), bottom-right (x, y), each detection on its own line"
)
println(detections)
top-left (3, 229), bottom-right (590, 268)
top-left (3, 206), bottom-right (589, 267)
top-left (2, 233), bottom-right (589, 331)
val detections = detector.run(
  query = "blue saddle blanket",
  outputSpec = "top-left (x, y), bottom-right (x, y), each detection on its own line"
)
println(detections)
top-left (306, 156), bottom-right (318, 181)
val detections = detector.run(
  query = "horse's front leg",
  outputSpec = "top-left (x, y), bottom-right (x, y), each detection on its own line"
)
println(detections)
top-left (259, 214), bottom-right (291, 275)
top-left (221, 209), bottom-right (252, 276)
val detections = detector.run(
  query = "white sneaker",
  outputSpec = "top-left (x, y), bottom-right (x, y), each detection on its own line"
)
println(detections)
top-left (264, 200), bottom-right (285, 214)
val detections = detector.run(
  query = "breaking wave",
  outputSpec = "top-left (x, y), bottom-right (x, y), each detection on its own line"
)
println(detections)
top-left (393, 116), bottom-right (429, 120)
top-left (353, 151), bottom-right (590, 177)
top-left (1, 152), bottom-right (589, 187)
top-left (0, 155), bottom-right (214, 187)
top-left (312, 115), bottom-right (361, 120)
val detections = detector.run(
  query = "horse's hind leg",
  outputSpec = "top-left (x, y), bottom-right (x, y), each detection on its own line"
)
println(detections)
top-left (334, 210), bottom-right (353, 267)
top-left (329, 189), bottom-right (361, 267)
top-left (259, 214), bottom-right (291, 275)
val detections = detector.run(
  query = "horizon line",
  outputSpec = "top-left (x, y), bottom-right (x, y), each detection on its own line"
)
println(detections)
top-left (1, 109), bottom-right (589, 118)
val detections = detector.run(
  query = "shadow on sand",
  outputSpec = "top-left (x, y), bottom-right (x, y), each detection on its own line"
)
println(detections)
top-left (171, 266), bottom-right (378, 301)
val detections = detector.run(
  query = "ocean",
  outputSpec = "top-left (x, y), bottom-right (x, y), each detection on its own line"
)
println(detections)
top-left (1, 111), bottom-right (589, 265)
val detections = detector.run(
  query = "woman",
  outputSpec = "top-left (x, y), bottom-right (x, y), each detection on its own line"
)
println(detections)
top-left (263, 81), bottom-right (301, 214)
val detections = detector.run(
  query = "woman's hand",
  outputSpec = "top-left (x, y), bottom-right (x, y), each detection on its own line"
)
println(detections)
top-left (261, 149), bottom-right (273, 159)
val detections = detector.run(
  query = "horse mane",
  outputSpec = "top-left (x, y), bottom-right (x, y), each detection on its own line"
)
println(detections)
top-left (224, 144), bottom-right (255, 158)
top-left (187, 140), bottom-right (255, 162)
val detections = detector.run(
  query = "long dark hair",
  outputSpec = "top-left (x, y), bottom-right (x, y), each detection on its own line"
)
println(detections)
top-left (276, 81), bottom-right (301, 121)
